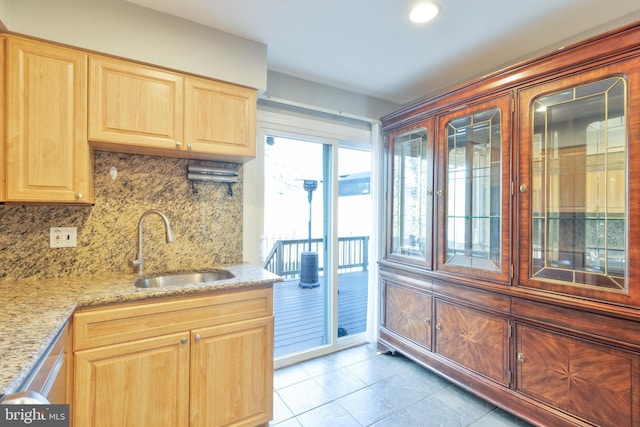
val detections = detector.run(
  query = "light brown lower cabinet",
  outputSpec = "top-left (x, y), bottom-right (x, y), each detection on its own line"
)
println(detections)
top-left (72, 287), bottom-right (274, 427)
top-left (75, 332), bottom-right (191, 426)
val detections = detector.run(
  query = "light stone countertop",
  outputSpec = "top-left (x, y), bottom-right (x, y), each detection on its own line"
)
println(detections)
top-left (0, 263), bottom-right (282, 397)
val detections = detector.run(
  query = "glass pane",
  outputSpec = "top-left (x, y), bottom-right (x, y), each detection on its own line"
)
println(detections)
top-left (445, 108), bottom-right (502, 271)
top-left (530, 77), bottom-right (627, 290)
top-left (337, 147), bottom-right (371, 338)
top-left (391, 129), bottom-right (428, 259)
top-left (264, 136), bottom-right (330, 357)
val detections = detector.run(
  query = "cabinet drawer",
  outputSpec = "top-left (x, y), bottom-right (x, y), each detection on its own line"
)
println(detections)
top-left (74, 288), bottom-right (273, 350)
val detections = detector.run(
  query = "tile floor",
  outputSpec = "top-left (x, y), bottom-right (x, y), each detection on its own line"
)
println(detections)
top-left (271, 343), bottom-right (535, 427)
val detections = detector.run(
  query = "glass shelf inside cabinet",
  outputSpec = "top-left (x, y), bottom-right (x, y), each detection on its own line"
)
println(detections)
top-left (445, 108), bottom-right (502, 271)
top-left (530, 77), bottom-right (627, 291)
top-left (390, 128), bottom-right (431, 266)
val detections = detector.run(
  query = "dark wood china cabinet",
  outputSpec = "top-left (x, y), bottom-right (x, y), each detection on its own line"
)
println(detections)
top-left (379, 22), bottom-right (640, 427)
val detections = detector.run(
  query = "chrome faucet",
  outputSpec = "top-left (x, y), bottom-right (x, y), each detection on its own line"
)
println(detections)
top-left (131, 209), bottom-right (175, 274)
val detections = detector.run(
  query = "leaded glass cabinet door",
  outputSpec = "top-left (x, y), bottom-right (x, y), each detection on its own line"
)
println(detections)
top-left (435, 94), bottom-right (512, 283)
top-left (518, 60), bottom-right (640, 306)
top-left (385, 120), bottom-right (434, 269)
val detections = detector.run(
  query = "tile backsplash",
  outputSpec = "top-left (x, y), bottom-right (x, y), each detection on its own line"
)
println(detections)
top-left (0, 151), bottom-right (243, 280)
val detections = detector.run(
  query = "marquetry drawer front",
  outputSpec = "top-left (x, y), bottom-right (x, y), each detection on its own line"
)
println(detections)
top-left (434, 299), bottom-right (510, 386)
top-left (385, 281), bottom-right (432, 350)
top-left (74, 288), bottom-right (273, 350)
top-left (516, 323), bottom-right (639, 427)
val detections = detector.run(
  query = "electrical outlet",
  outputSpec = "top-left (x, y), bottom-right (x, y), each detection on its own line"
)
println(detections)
top-left (50, 227), bottom-right (77, 248)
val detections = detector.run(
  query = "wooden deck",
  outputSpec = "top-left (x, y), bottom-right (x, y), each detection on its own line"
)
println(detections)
top-left (273, 270), bottom-right (369, 357)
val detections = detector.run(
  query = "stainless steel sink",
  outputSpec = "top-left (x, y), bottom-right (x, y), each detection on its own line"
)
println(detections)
top-left (134, 269), bottom-right (234, 288)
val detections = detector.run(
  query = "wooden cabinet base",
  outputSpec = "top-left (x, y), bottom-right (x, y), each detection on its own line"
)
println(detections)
top-left (379, 330), bottom-right (590, 427)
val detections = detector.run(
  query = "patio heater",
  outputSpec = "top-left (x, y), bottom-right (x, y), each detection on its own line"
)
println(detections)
top-left (299, 179), bottom-right (319, 288)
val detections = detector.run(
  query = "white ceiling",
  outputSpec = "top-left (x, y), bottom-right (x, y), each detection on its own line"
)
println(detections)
top-left (126, 0), bottom-right (640, 105)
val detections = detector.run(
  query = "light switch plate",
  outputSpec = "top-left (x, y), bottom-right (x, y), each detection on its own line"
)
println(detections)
top-left (50, 227), bottom-right (77, 248)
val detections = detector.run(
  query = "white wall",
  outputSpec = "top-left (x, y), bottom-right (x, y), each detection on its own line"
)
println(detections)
top-left (264, 71), bottom-right (402, 121)
top-left (0, 0), bottom-right (267, 91)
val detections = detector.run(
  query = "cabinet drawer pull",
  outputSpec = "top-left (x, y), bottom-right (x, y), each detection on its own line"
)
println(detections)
top-left (435, 323), bottom-right (442, 331)
top-left (517, 352), bottom-right (525, 362)
top-left (181, 337), bottom-right (188, 344)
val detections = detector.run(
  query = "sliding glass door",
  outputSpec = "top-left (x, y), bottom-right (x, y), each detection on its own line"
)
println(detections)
top-left (246, 106), bottom-right (376, 365)
top-left (264, 136), bottom-right (332, 358)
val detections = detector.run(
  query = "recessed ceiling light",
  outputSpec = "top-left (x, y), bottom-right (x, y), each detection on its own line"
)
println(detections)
top-left (410, 2), bottom-right (440, 24)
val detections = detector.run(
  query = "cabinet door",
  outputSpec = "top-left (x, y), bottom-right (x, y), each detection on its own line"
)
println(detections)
top-left (385, 120), bottom-right (435, 268)
top-left (435, 94), bottom-right (512, 283)
top-left (516, 323), bottom-right (639, 427)
top-left (74, 332), bottom-right (190, 427)
top-left (184, 77), bottom-right (256, 158)
top-left (435, 299), bottom-right (509, 385)
top-left (0, 37), bottom-right (5, 201)
top-left (190, 316), bottom-right (273, 427)
top-left (6, 38), bottom-right (93, 203)
top-left (89, 55), bottom-right (184, 150)
top-left (384, 281), bottom-right (432, 350)
top-left (517, 59), bottom-right (640, 306)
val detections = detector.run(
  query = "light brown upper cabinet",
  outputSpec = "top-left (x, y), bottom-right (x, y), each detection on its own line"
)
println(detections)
top-left (89, 55), bottom-right (256, 162)
top-left (184, 76), bottom-right (256, 158)
top-left (0, 36), bottom-right (5, 202)
top-left (5, 37), bottom-right (93, 204)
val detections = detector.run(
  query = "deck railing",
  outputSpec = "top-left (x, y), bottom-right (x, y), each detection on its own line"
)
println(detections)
top-left (264, 236), bottom-right (369, 279)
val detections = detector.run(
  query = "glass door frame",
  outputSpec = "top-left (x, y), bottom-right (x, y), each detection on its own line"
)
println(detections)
top-left (435, 93), bottom-right (513, 284)
top-left (517, 60), bottom-right (640, 306)
top-left (246, 107), bottom-right (378, 368)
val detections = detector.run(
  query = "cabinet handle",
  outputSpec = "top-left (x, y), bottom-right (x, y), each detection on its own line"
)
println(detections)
top-left (75, 193), bottom-right (83, 200)
top-left (427, 190), bottom-right (433, 196)
top-left (519, 184), bottom-right (528, 193)
top-left (435, 323), bottom-right (442, 331)
top-left (187, 143), bottom-right (193, 149)
top-left (195, 334), bottom-right (201, 341)
top-left (517, 352), bottom-right (525, 362)
top-left (181, 337), bottom-right (188, 344)
top-left (175, 141), bottom-right (182, 147)
top-left (424, 318), bottom-right (431, 326)
top-left (436, 190), bottom-right (444, 197)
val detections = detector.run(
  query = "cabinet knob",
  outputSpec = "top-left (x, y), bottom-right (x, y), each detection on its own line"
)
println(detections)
top-left (424, 318), bottom-right (431, 326)
top-left (427, 190), bottom-right (433, 196)
top-left (181, 337), bottom-right (188, 344)
top-left (75, 193), bottom-right (83, 200)
top-left (175, 141), bottom-right (183, 147)
top-left (517, 352), bottom-right (526, 362)
top-left (195, 334), bottom-right (201, 341)
top-left (187, 143), bottom-right (193, 149)
top-left (435, 323), bottom-right (442, 331)
top-left (519, 184), bottom-right (528, 193)
top-left (436, 190), bottom-right (444, 197)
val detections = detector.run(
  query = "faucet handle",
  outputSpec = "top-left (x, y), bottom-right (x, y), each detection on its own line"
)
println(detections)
top-left (130, 253), bottom-right (142, 269)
